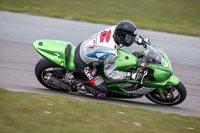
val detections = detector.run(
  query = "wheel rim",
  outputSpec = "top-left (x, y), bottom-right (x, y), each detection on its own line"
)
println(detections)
top-left (146, 86), bottom-right (181, 105)
top-left (41, 67), bottom-right (61, 89)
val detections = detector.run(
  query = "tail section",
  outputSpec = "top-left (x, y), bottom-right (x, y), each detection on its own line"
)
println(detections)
top-left (33, 39), bottom-right (76, 70)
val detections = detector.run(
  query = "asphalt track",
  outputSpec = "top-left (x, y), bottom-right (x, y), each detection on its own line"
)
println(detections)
top-left (0, 11), bottom-right (200, 116)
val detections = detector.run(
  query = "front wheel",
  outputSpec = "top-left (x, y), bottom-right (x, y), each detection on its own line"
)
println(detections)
top-left (145, 82), bottom-right (187, 106)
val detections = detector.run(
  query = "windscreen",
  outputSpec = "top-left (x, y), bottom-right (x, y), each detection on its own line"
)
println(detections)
top-left (144, 45), bottom-right (163, 65)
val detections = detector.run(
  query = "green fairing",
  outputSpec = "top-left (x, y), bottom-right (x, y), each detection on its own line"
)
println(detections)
top-left (115, 49), bottom-right (139, 71)
top-left (147, 65), bottom-right (172, 81)
top-left (109, 74), bottom-right (179, 90)
top-left (166, 75), bottom-right (180, 86)
top-left (33, 40), bottom-right (139, 72)
top-left (108, 88), bottom-right (134, 98)
top-left (98, 46), bottom-right (179, 90)
top-left (146, 47), bottom-right (172, 81)
top-left (97, 49), bottom-right (139, 78)
top-left (134, 48), bottom-right (173, 81)
top-left (33, 39), bottom-right (76, 70)
top-left (157, 47), bottom-right (172, 72)
top-left (33, 40), bottom-right (180, 98)
top-left (126, 80), bottom-right (166, 88)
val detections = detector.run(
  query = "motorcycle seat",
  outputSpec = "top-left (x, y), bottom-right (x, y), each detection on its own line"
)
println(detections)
top-left (66, 44), bottom-right (72, 61)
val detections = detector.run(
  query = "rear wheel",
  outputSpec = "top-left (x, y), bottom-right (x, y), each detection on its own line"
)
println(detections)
top-left (145, 82), bottom-right (187, 106)
top-left (35, 58), bottom-right (73, 91)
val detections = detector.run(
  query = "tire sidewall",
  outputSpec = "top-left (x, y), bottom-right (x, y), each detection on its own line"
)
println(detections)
top-left (145, 82), bottom-right (187, 106)
top-left (35, 58), bottom-right (61, 90)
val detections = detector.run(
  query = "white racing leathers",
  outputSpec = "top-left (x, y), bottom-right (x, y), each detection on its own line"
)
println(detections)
top-left (79, 26), bottom-right (129, 81)
top-left (74, 26), bottom-right (131, 95)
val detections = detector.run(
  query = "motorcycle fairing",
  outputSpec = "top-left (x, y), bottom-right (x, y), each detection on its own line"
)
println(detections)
top-left (33, 39), bottom-right (76, 70)
top-left (115, 49), bottom-right (139, 71)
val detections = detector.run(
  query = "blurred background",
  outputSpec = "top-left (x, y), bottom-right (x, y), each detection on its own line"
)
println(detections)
top-left (0, 0), bottom-right (200, 133)
top-left (0, 0), bottom-right (199, 36)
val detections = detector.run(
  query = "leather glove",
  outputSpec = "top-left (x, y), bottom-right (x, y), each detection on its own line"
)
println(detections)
top-left (126, 67), bottom-right (144, 81)
top-left (136, 36), bottom-right (151, 48)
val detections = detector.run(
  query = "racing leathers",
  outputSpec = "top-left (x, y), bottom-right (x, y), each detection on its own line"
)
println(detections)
top-left (72, 26), bottom-right (146, 96)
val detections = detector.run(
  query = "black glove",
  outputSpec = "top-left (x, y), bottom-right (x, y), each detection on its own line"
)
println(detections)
top-left (136, 36), bottom-right (151, 48)
top-left (126, 67), bottom-right (144, 81)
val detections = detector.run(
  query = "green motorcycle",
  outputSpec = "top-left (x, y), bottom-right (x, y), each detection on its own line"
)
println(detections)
top-left (33, 39), bottom-right (187, 106)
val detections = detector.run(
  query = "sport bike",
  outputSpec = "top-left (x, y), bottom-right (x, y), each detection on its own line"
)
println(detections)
top-left (33, 39), bottom-right (187, 105)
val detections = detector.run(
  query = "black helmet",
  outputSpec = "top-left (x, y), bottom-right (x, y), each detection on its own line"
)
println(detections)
top-left (113, 20), bottom-right (137, 47)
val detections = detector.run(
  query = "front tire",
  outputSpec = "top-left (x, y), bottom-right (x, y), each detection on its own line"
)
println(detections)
top-left (145, 82), bottom-right (187, 106)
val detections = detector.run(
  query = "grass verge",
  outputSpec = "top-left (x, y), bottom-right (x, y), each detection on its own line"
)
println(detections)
top-left (0, 88), bottom-right (200, 133)
top-left (0, 0), bottom-right (199, 36)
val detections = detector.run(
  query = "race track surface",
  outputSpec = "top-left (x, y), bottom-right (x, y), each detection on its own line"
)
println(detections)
top-left (0, 11), bottom-right (200, 116)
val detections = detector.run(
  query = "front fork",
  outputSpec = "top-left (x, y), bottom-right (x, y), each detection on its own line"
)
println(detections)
top-left (156, 88), bottom-right (167, 99)
top-left (156, 86), bottom-right (175, 100)
top-left (154, 75), bottom-right (180, 99)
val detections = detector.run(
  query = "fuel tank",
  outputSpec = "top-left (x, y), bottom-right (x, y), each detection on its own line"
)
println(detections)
top-left (115, 49), bottom-right (139, 71)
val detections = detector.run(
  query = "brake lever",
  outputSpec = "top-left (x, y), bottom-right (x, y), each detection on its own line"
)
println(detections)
top-left (142, 44), bottom-right (147, 49)
top-left (141, 70), bottom-right (148, 85)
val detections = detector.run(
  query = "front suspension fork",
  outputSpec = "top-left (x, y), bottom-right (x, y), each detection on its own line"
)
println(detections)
top-left (156, 88), bottom-right (167, 99)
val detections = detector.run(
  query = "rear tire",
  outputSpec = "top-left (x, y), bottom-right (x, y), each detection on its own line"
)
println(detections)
top-left (35, 58), bottom-right (62, 90)
top-left (145, 82), bottom-right (187, 106)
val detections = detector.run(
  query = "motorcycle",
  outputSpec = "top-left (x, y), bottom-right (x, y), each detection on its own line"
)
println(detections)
top-left (33, 39), bottom-right (187, 106)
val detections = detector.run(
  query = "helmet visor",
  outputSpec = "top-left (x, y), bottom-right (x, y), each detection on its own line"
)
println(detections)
top-left (119, 31), bottom-right (136, 45)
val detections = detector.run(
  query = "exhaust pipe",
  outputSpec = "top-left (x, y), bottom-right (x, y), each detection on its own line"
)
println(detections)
top-left (45, 75), bottom-right (70, 91)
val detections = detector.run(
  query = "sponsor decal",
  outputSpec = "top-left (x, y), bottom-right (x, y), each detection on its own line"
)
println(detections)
top-left (84, 67), bottom-right (94, 80)
top-left (100, 30), bottom-right (111, 43)
top-left (52, 53), bottom-right (60, 59)
top-left (93, 35), bottom-right (98, 46)
top-left (89, 35), bottom-right (98, 49)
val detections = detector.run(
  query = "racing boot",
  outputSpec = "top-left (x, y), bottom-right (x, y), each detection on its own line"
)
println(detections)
top-left (96, 93), bottom-right (106, 98)
top-left (68, 79), bottom-right (87, 94)
top-left (80, 83), bottom-right (107, 98)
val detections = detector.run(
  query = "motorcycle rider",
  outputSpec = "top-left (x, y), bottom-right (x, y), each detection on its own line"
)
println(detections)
top-left (69, 20), bottom-right (149, 98)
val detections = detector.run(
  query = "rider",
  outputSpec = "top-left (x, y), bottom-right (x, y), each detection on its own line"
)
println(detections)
top-left (69, 20), bottom-right (149, 98)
